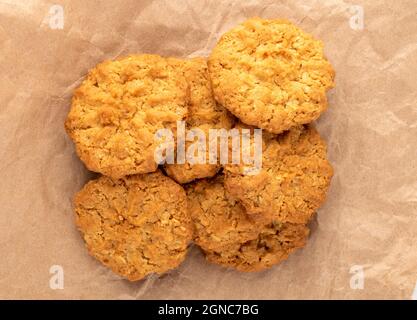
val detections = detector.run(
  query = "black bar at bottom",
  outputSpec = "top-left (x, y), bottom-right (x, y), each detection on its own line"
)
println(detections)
top-left (0, 300), bottom-right (412, 318)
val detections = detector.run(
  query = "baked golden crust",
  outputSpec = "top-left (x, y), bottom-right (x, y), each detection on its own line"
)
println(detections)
top-left (186, 175), bottom-right (309, 272)
top-left (205, 222), bottom-right (309, 272)
top-left (208, 18), bottom-right (334, 134)
top-left (224, 123), bottom-right (333, 224)
top-left (65, 54), bottom-right (188, 179)
top-left (186, 175), bottom-right (263, 252)
top-left (164, 58), bottom-right (234, 184)
top-left (74, 171), bottom-right (192, 281)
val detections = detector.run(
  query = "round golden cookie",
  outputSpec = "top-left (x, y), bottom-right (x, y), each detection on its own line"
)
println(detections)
top-left (73, 171), bottom-right (192, 281)
top-left (224, 123), bottom-right (333, 224)
top-left (204, 222), bottom-right (309, 272)
top-left (208, 18), bottom-right (335, 134)
top-left (186, 175), bottom-right (309, 272)
top-left (164, 58), bottom-right (234, 184)
top-left (65, 54), bottom-right (188, 179)
top-left (186, 175), bottom-right (263, 252)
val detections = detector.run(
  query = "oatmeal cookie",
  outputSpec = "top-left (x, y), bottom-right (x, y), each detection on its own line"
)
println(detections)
top-left (186, 175), bottom-right (263, 252)
top-left (224, 123), bottom-right (333, 224)
top-left (204, 222), bottom-right (309, 272)
top-left (208, 18), bottom-right (334, 134)
top-left (164, 58), bottom-right (234, 184)
top-left (186, 175), bottom-right (309, 272)
top-left (73, 171), bottom-right (192, 281)
top-left (65, 54), bottom-right (188, 179)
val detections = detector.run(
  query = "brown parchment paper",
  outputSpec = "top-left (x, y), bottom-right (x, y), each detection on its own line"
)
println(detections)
top-left (1, 0), bottom-right (417, 300)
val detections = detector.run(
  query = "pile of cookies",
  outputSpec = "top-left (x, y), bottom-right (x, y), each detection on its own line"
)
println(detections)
top-left (65, 18), bottom-right (334, 281)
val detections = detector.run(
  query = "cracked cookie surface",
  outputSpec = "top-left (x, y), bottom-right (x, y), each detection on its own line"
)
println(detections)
top-left (65, 54), bottom-right (188, 179)
top-left (186, 175), bottom-right (309, 272)
top-left (186, 175), bottom-right (263, 252)
top-left (74, 171), bottom-right (192, 281)
top-left (204, 221), bottom-right (309, 272)
top-left (208, 18), bottom-right (334, 134)
top-left (164, 58), bottom-right (234, 184)
top-left (224, 123), bottom-right (333, 224)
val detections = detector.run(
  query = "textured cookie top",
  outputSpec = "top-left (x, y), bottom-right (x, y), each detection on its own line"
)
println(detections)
top-left (164, 58), bottom-right (234, 184)
top-left (208, 18), bottom-right (334, 134)
top-left (186, 175), bottom-right (263, 252)
top-left (186, 175), bottom-right (309, 272)
top-left (205, 222), bottom-right (309, 272)
top-left (183, 58), bottom-right (234, 129)
top-left (224, 123), bottom-right (333, 224)
top-left (74, 171), bottom-right (192, 281)
top-left (65, 54), bottom-right (188, 179)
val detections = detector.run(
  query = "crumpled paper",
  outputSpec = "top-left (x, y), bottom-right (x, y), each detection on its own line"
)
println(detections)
top-left (1, 0), bottom-right (417, 299)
